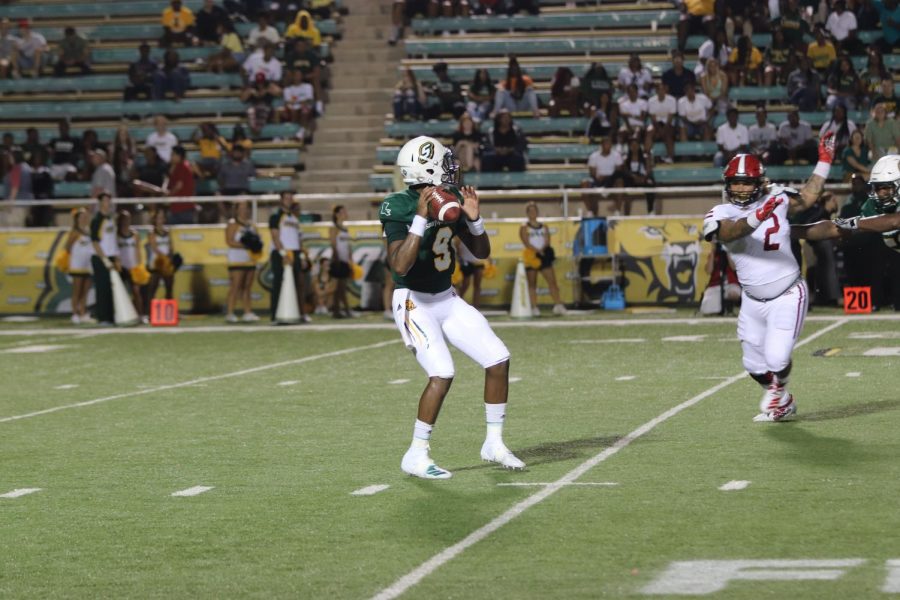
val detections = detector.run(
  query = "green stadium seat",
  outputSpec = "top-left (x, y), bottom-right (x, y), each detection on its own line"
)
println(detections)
top-left (728, 86), bottom-right (788, 103)
top-left (186, 148), bottom-right (299, 167)
top-left (386, 117), bottom-right (588, 138)
top-left (0, 73), bottom-right (241, 94)
top-left (192, 177), bottom-right (294, 195)
top-left (90, 43), bottom-right (329, 65)
top-left (405, 36), bottom-right (675, 57)
top-left (370, 170), bottom-right (586, 191)
top-left (0, 97), bottom-right (257, 119)
top-left (54, 181), bottom-right (92, 198)
top-left (410, 11), bottom-right (680, 34)
top-left (0, 0), bottom-right (203, 19)
top-left (8, 123), bottom-right (298, 145)
top-left (653, 164), bottom-right (844, 184)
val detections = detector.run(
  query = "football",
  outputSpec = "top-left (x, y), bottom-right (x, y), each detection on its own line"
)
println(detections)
top-left (427, 187), bottom-right (462, 222)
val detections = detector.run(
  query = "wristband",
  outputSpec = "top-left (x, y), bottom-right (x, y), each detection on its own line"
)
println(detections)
top-left (466, 217), bottom-right (485, 235)
top-left (746, 212), bottom-right (761, 229)
top-left (812, 160), bottom-right (831, 179)
top-left (279, 249), bottom-right (287, 257)
top-left (409, 214), bottom-right (427, 237)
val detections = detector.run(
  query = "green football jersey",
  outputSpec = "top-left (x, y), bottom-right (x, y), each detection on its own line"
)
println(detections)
top-left (860, 197), bottom-right (900, 251)
top-left (379, 187), bottom-right (467, 293)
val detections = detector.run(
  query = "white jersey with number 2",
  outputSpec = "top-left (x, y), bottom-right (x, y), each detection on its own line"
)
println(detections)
top-left (703, 187), bottom-right (799, 299)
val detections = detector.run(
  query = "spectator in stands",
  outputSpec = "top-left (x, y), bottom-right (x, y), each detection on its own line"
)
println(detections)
top-left (787, 53), bottom-right (822, 111)
top-left (727, 35), bottom-right (763, 86)
top-left (284, 36), bottom-right (323, 113)
top-left (425, 61), bottom-right (466, 120)
top-left (618, 83), bottom-right (648, 138)
top-left (131, 148), bottom-right (168, 197)
top-left (90, 150), bottom-right (116, 199)
top-left (28, 153), bottom-right (54, 225)
top-left (662, 50), bottom-right (695, 99)
top-left (247, 13), bottom-right (281, 50)
top-left (0, 18), bottom-right (20, 80)
top-left (617, 53), bottom-right (653, 99)
top-left (864, 102), bottom-right (900, 161)
top-left (826, 55), bottom-right (862, 110)
top-left (53, 27), bottom-right (91, 77)
top-left (218, 145), bottom-right (256, 195)
top-left (227, 124), bottom-right (253, 156)
top-left (282, 69), bottom-right (316, 141)
top-left (773, 0), bottom-right (809, 51)
top-left (192, 122), bottom-right (227, 178)
top-left (872, 0), bottom-right (900, 54)
top-left (146, 116), bottom-right (179, 165)
top-left (285, 9), bottom-right (322, 47)
top-left (585, 91), bottom-right (619, 140)
top-left (465, 68), bottom-right (495, 124)
top-left (585, 136), bottom-right (626, 216)
top-left (842, 128), bottom-right (871, 180)
top-left (677, 0), bottom-right (716, 53)
top-left (677, 81), bottom-right (713, 141)
top-left (548, 67), bottom-right (581, 118)
top-left (806, 26), bottom-right (836, 73)
top-left (79, 129), bottom-right (102, 182)
top-left (22, 127), bottom-right (47, 167)
top-left (624, 136), bottom-right (656, 215)
top-left (0, 133), bottom-right (15, 181)
top-left (860, 48), bottom-right (890, 106)
top-left (308, 0), bottom-right (337, 20)
top-left (389, 0), bottom-right (438, 46)
top-left (242, 72), bottom-right (277, 136)
top-left (242, 41), bottom-right (282, 92)
top-left (452, 112), bottom-right (483, 173)
top-left (207, 21), bottom-right (244, 73)
top-left (481, 109), bottom-right (527, 172)
top-left (124, 43), bottom-right (158, 101)
top-left (48, 120), bottom-right (81, 181)
top-left (872, 79), bottom-right (898, 118)
top-left (152, 49), bottom-right (191, 101)
top-left (645, 82), bottom-right (677, 163)
top-left (161, 0), bottom-right (197, 47)
top-left (109, 125), bottom-right (137, 197)
top-left (699, 59), bottom-right (729, 116)
top-left (393, 67), bottom-right (425, 121)
top-left (825, 0), bottom-right (860, 54)
top-left (697, 30), bottom-right (730, 76)
top-left (196, 0), bottom-right (231, 46)
top-left (713, 106), bottom-right (749, 166)
top-left (4, 150), bottom-right (32, 201)
top-left (772, 108), bottom-right (817, 164)
top-left (167, 146), bottom-right (197, 224)
top-left (493, 57), bottom-right (539, 118)
top-left (748, 106), bottom-right (777, 163)
top-left (580, 62), bottom-right (613, 113)
top-left (16, 20), bottom-right (48, 78)
top-left (764, 27), bottom-right (793, 86)
top-left (820, 103), bottom-right (857, 156)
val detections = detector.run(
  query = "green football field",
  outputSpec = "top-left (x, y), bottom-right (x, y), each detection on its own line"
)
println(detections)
top-left (1, 312), bottom-right (898, 599)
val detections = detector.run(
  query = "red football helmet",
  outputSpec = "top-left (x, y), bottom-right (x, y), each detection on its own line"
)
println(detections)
top-left (722, 154), bottom-right (767, 207)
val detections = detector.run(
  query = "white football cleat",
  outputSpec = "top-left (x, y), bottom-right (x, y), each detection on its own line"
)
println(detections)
top-left (759, 382), bottom-right (786, 413)
top-left (552, 303), bottom-right (567, 316)
top-left (753, 394), bottom-right (797, 422)
top-left (481, 441), bottom-right (526, 470)
top-left (401, 446), bottom-right (452, 479)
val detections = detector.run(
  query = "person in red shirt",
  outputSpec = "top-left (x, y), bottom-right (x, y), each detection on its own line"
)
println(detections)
top-left (167, 145), bottom-right (197, 224)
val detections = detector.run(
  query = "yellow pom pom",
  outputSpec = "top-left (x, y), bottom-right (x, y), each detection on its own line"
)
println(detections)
top-left (54, 250), bottom-right (70, 273)
top-left (351, 262), bottom-right (364, 281)
top-left (451, 264), bottom-right (463, 286)
top-left (522, 248), bottom-right (541, 270)
top-left (130, 264), bottom-right (151, 286)
top-left (482, 260), bottom-right (497, 279)
top-left (155, 255), bottom-right (174, 277)
top-left (250, 250), bottom-right (264, 262)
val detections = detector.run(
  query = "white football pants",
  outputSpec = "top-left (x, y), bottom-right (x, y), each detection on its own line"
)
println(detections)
top-left (392, 287), bottom-right (510, 378)
top-left (737, 279), bottom-right (808, 375)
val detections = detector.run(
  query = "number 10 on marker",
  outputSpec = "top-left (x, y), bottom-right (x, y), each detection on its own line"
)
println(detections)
top-left (150, 299), bottom-right (179, 326)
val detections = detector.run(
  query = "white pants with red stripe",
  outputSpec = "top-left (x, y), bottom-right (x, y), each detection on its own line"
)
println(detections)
top-left (392, 287), bottom-right (510, 379)
top-left (737, 279), bottom-right (808, 375)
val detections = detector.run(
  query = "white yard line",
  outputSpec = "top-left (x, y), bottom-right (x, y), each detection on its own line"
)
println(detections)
top-left (615, 376), bottom-right (636, 381)
top-left (496, 482), bottom-right (618, 487)
top-left (0, 314), bottom-right (894, 338)
top-left (277, 380), bottom-right (300, 387)
top-left (845, 372), bottom-right (861, 378)
top-left (718, 480), bottom-right (751, 491)
top-left (0, 488), bottom-right (42, 498)
top-left (569, 338), bottom-right (646, 344)
top-left (0, 339), bottom-right (399, 425)
top-left (54, 384), bottom-right (79, 390)
top-left (370, 319), bottom-right (848, 600)
top-left (388, 379), bottom-right (410, 385)
top-left (171, 485), bottom-right (214, 497)
top-left (351, 484), bottom-right (390, 496)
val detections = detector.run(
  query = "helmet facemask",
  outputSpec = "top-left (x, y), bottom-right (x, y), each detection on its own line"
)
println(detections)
top-left (440, 148), bottom-right (460, 186)
top-left (725, 177), bottom-right (764, 207)
top-left (869, 180), bottom-right (900, 213)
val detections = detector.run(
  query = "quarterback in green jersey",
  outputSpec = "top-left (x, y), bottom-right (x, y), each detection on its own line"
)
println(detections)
top-left (380, 135), bottom-right (525, 480)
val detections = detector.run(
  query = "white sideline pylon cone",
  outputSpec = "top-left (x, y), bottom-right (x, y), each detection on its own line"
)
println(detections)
top-left (509, 259), bottom-right (532, 318)
top-left (275, 265), bottom-right (301, 324)
top-left (110, 268), bottom-right (139, 327)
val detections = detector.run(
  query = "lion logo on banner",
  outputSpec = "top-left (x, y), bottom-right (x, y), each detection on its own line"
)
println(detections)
top-left (613, 220), bottom-right (705, 304)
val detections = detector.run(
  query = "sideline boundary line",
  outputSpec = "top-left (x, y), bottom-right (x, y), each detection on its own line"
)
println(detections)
top-left (0, 339), bottom-right (398, 425)
top-left (370, 319), bottom-right (849, 600)
top-left (0, 314), bottom-right (895, 337)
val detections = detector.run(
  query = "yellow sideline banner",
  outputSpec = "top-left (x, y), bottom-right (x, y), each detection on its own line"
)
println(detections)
top-left (0, 217), bottom-right (711, 313)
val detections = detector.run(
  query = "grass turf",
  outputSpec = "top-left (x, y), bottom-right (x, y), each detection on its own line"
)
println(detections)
top-left (0, 315), bottom-right (898, 598)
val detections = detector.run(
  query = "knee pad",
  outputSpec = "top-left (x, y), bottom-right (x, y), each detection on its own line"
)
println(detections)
top-left (748, 371), bottom-right (773, 388)
top-left (773, 361), bottom-right (792, 382)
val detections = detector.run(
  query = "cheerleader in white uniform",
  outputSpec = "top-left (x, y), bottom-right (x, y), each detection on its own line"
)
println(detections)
top-left (148, 208), bottom-right (175, 301)
top-left (225, 201), bottom-right (260, 322)
top-left (519, 202), bottom-right (566, 316)
top-left (117, 210), bottom-right (146, 322)
top-left (66, 208), bottom-right (95, 324)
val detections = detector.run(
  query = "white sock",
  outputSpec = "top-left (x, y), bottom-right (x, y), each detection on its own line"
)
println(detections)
top-left (410, 419), bottom-right (432, 451)
top-left (485, 403), bottom-right (506, 444)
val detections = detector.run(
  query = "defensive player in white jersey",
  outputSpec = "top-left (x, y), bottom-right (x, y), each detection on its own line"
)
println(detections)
top-left (702, 133), bottom-right (835, 422)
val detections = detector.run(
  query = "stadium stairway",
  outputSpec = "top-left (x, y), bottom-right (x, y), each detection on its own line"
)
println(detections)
top-left (296, 0), bottom-right (401, 195)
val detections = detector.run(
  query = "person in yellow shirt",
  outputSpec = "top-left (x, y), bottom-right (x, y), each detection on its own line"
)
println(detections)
top-left (728, 36), bottom-right (763, 86)
top-left (677, 0), bottom-right (715, 52)
top-left (161, 0), bottom-right (196, 47)
top-left (284, 10), bottom-right (321, 47)
top-left (806, 26), bottom-right (836, 73)
top-left (192, 122), bottom-right (228, 178)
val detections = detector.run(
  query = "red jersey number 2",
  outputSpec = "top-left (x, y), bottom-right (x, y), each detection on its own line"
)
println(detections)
top-left (763, 213), bottom-right (780, 251)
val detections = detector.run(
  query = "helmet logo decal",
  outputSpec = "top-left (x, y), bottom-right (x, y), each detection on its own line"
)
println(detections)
top-left (417, 141), bottom-right (435, 164)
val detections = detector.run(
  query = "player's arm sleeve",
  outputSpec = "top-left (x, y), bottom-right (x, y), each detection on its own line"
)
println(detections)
top-left (383, 219), bottom-right (410, 244)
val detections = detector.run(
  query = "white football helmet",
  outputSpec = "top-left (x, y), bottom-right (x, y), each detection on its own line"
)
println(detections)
top-left (396, 135), bottom-right (460, 187)
top-left (868, 154), bottom-right (900, 212)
